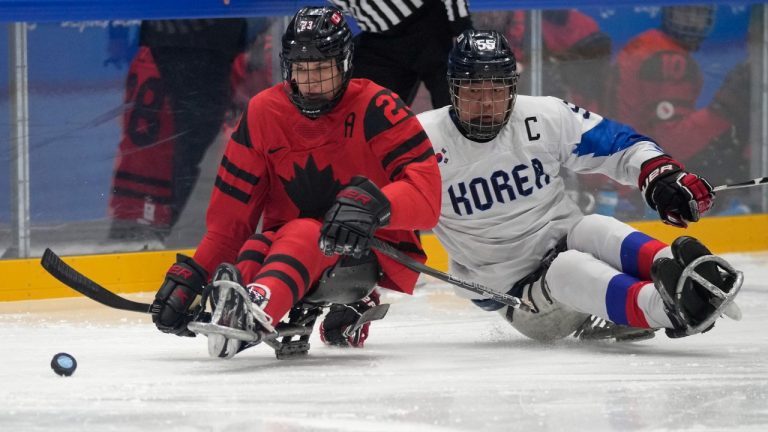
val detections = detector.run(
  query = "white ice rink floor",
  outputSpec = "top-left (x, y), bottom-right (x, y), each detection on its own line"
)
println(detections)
top-left (1, 252), bottom-right (767, 432)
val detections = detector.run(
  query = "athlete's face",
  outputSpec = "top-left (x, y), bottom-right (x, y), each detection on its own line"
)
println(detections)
top-left (455, 80), bottom-right (512, 126)
top-left (291, 59), bottom-right (343, 101)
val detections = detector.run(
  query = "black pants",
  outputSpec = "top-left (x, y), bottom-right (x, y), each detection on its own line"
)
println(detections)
top-left (351, 4), bottom-right (454, 109)
top-left (151, 47), bottom-right (234, 227)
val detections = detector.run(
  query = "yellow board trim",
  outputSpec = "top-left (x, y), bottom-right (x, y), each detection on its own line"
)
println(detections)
top-left (3, 248), bottom-right (193, 302)
top-left (2, 214), bottom-right (767, 302)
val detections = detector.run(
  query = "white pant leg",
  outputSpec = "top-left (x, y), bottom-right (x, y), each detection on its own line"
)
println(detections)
top-left (547, 250), bottom-right (673, 328)
top-left (568, 214), bottom-right (672, 280)
top-left (497, 276), bottom-right (590, 341)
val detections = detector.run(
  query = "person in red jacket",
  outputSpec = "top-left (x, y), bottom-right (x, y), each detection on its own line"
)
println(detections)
top-left (107, 19), bottom-right (248, 243)
top-left (612, 5), bottom-right (749, 190)
top-left (148, 6), bottom-right (442, 359)
top-left (477, 9), bottom-right (612, 113)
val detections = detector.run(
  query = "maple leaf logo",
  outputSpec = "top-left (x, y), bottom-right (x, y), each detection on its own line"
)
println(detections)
top-left (280, 155), bottom-right (343, 218)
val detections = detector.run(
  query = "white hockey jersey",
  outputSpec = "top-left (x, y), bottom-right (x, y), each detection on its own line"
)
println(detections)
top-left (417, 96), bottom-right (664, 298)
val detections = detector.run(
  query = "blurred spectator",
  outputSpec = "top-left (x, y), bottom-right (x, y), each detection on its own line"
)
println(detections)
top-left (329, 0), bottom-right (472, 109)
top-left (475, 9), bottom-right (614, 216)
top-left (475, 9), bottom-right (612, 113)
top-left (611, 5), bottom-right (750, 192)
top-left (229, 19), bottom-right (275, 123)
top-left (107, 19), bottom-right (273, 244)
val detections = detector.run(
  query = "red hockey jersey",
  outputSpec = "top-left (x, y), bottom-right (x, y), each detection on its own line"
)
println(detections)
top-left (612, 29), bottom-right (730, 160)
top-left (193, 78), bottom-right (441, 294)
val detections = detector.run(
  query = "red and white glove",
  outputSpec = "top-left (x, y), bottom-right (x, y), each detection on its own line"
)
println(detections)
top-left (320, 290), bottom-right (380, 348)
top-left (639, 155), bottom-right (715, 228)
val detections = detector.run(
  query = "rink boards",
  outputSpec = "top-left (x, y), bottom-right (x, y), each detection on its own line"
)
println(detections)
top-left (2, 213), bottom-right (767, 302)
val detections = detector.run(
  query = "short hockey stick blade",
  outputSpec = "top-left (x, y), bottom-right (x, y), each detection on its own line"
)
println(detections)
top-left (713, 176), bottom-right (768, 192)
top-left (40, 248), bottom-right (152, 314)
top-left (370, 239), bottom-right (533, 312)
top-left (344, 303), bottom-right (390, 337)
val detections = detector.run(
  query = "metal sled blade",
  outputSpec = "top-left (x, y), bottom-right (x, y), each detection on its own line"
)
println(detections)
top-left (187, 321), bottom-right (265, 343)
top-left (576, 317), bottom-right (658, 342)
top-left (344, 304), bottom-right (390, 338)
top-left (579, 328), bottom-right (657, 342)
top-left (188, 320), bottom-right (311, 343)
top-left (676, 255), bottom-right (744, 336)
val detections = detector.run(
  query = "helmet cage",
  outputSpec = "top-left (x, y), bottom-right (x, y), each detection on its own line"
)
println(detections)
top-left (281, 50), bottom-right (353, 118)
top-left (661, 6), bottom-right (716, 49)
top-left (449, 75), bottom-right (518, 140)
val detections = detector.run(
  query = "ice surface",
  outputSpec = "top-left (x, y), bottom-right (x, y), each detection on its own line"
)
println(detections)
top-left (1, 253), bottom-right (767, 431)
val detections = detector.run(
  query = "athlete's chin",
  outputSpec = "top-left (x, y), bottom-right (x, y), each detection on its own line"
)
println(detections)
top-left (302, 95), bottom-right (331, 102)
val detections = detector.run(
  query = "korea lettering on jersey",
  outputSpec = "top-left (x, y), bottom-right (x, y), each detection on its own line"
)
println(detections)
top-left (447, 154), bottom-right (551, 216)
top-left (417, 96), bottom-right (664, 297)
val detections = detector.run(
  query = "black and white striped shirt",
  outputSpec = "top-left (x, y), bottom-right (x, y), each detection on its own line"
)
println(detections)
top-left (329, 0), bottom-right (470, 34)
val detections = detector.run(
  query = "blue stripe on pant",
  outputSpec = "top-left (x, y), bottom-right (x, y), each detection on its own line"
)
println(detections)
top-left (605, 273), bottom-right (641, 326)
top-left (620, 231), bottom-right (655, 278)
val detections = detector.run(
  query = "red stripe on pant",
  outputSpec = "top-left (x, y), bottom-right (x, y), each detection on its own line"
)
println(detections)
top-left (625, 281), bottom-right (651, 328)
top-left (236, 219), bottom-right (339, 322)
top-left (637, 239), bottom-right (666, 281)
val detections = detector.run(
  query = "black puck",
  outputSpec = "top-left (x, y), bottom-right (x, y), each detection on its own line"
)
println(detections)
top-left (51, 352), bottom-right (77, 377)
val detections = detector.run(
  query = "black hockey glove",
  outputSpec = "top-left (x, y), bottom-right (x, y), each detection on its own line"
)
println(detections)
top-left (320, 176), bottom-right (391, 259)
top-left (639, 155), bottom-right (715, 228)
top-left (151, 254), bottom-right (208, 337)
top-left (320, 290), bottom-right (380, 348)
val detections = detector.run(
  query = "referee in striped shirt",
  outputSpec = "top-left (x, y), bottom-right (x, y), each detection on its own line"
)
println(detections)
top-left (329, 0), bottom-right (472, 109)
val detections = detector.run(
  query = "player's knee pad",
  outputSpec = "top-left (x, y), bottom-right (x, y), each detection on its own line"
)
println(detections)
top-left (500, 278), bottom-right (589, 341)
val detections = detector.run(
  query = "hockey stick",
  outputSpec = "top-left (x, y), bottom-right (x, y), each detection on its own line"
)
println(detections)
top-left (40, 248), bottom-right (155, 313)
top-left (370, 239), bottom-right (534, 312)
top-left (713, 176), bottom-right (768, 192)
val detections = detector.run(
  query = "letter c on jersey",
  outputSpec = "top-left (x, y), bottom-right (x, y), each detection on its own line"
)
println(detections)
top-left (525, 116), bottom-right (540, 141)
